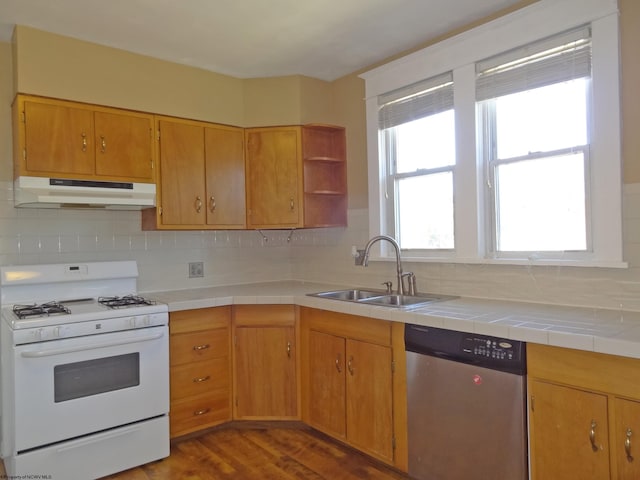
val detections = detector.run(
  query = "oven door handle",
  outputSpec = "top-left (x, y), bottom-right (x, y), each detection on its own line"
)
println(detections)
top-left (20, 331), bottom-right (165, 358)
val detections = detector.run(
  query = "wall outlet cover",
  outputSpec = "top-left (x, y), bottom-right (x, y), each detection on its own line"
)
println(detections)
top-left (188, 262), bottom-right (204, 278)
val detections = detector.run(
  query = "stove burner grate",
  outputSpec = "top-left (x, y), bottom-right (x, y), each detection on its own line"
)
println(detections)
top-left (98, 295), bottom-right (156, 309)
top-left (13, 302), bottom-right (71, 319)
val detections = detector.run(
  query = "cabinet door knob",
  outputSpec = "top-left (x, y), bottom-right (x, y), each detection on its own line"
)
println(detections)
top-left (100, 135), bottom-right (106, 153)
top-left (286, 341), bottom-right (292, 358)
top-left (626, 428), bottom-right (634, 462)
top-left (195, 196), bottom-right (203, 213)
top-left (289, 196), bottom-right (294, 211)
top-left (209, 196), bottom-right (216, 212)
top-left (335, 354), bottom-right (342, 373)
top-left (81, 132), bottom-right (87, 152)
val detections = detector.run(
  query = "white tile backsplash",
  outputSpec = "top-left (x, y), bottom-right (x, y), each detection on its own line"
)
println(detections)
top-left (1, 179), bottom-right (640, 310)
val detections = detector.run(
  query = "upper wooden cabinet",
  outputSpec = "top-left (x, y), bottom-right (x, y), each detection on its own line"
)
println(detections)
top-left (13, 95), bottom-right (154, 182)
top-left (245, 126), bottom-right (303, 229)
top-left (245, 125), bottom-right (347, 229)
top-left (143, 116), bottom-right (246, 230)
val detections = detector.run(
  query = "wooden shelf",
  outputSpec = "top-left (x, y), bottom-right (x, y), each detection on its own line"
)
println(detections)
top-left (302, 125), bottom-right (347, 227)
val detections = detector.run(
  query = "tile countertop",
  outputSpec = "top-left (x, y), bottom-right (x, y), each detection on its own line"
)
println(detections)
top-left (147, 280), bottom-right (640, 360)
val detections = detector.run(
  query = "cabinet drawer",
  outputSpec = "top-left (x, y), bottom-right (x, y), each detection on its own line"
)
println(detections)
top-left (170, 391), bottom-right (230, 437)
top-left (233, 304), bottom-right (295, 327)
top-left (170, 357), bottom-right (229, 401)
top-left (170, 328), bottom-right (229, 366)
top-left (170, 307), bottom-right (230, 334)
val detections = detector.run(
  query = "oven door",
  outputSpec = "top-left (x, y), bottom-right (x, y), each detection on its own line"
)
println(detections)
top-left (12, 325), bottom-right (169, 452)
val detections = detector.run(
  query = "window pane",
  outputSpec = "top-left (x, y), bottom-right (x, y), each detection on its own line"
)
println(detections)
top-left (495, 152), bottom-right (586, 252)
top-left (397, 173), bottom-right (454, 249)
top-left (393, 110), bottom-right (455, 173)
top-left (495, 79), bottom-right (588, 159)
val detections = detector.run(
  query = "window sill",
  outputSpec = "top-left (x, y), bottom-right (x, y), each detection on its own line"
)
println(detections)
top-left (369, 255), bottom-right (629, 269)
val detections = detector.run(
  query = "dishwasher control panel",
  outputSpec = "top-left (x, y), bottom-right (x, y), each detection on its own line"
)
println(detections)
top-left (405, 324), bottom-right (526, 375)
top-left (462, 336), bottom-right (518, 360)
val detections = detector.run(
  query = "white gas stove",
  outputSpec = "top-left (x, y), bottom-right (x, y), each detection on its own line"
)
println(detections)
top-left (0, 261), bottom-right (170, 480)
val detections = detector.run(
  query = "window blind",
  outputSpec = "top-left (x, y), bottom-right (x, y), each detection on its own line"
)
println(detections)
top-left (476, 26), bottom-right (591, 102)
top-left (378, 72), bottom-right (453, 130)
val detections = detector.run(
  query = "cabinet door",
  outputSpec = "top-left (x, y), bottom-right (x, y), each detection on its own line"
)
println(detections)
top-left (613, 397), bottom-right (640, 480)
top-left (204, 125), bottom-right (246, 228)
top-left (23, 100), bottom-right (94, 176)
top-left (529, 380), bottom-right (610, 480)
top-left (158, 120), bottom-right (206, 226)
top-left (346, 338), bottom-right (394, 463)
top-left (245, 127), bottom-right (302, 228)
top-left (308, 330), bottom-right (346, 439)
top-left (94, 111), bottom-right (153, 181)
top-left (234, 326), bottom-right (297, 419)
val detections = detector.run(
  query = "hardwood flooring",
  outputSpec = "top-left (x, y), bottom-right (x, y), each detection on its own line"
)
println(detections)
top-left (102, 425), bottom-right (410, 480)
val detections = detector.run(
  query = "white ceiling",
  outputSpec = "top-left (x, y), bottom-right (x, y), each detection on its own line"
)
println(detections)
top-left (0, 0), bottom-right (524, 81)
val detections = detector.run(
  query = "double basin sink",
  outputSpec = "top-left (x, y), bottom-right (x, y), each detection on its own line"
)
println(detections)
top-left (308, 288), bottom-right (457, 310)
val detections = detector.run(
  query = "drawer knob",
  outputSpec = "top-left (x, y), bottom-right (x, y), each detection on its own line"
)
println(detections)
top-left (193, 344), bottom-right (210, 351)
top-left (193, 375), bottom-right (211, 383)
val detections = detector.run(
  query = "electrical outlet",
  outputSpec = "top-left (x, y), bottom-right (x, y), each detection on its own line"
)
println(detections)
top-left (188, 262), bottom-right (204, 278)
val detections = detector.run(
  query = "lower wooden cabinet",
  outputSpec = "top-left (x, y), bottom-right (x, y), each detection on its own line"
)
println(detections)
top-left (528, 344), bottom-right (640, 480)
top-left (300, 307), bottom-right (406, 468)
top-left (232, 305), bottom-right (299, 419)
top-left (169, 307), bottom-right (232, 438)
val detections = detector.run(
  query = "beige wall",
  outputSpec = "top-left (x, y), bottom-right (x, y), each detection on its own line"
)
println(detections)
top-left (620, 0), bottom-right (640, 184)
top-left (0, 42), bottom-right (12, 183)
top-left (242, 75), bottom-right (335, 127)
top-left (12, 26), bottom-right (245, 126)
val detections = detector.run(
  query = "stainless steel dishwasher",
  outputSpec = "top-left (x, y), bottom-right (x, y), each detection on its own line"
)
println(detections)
top-left (405, 324), bottom-right (527, 480)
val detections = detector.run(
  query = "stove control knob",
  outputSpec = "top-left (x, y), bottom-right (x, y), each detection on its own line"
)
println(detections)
top-left (128, 317), bottom-right (137, 329)
top-left (33, 328), bottom-right (44, 341)
top-left (141, 315), bottom-right (151, 327)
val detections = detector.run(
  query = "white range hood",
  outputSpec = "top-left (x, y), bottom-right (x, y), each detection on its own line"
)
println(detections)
top-left (13, 176), bottom-right (156, 210)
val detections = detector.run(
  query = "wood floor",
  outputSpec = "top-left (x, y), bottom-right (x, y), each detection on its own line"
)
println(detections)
top-left (102, 425), bottom-right (410, 480)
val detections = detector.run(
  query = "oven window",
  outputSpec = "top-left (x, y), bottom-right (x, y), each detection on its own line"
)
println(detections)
top-left (54, 353), bottom-right (140, 402)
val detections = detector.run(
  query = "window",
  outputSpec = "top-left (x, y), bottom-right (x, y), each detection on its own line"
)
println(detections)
top-left (362, 0), bottom-right (623, 267)
top-left (477, 27), bottom-right (592, 255)
top-left (378, 73), bottom-right (455, 250)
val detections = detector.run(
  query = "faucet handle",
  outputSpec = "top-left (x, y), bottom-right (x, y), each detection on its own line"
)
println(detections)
top-left (381, 281), bottom-right (393, 293)
top-left (402, 272), bottom-right (417, 296)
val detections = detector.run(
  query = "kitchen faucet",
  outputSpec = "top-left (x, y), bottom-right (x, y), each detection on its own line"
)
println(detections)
top-left (361, 235), bottom-right (406, 295)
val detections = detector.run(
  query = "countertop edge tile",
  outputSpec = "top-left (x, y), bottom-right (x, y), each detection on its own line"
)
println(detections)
top-left (152, 281), bottom-right (640, 359)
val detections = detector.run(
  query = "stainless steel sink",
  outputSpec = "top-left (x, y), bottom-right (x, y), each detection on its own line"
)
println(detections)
top-left (308, 289), bottom-right (457, 309)
top-left (360, 293), bottom-right (456, 308)
top-left (309, 289), bottom-right (387, 301)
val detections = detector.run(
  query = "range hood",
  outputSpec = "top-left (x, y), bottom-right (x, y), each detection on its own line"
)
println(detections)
top-left (14, 176), bottom-right (156, 210)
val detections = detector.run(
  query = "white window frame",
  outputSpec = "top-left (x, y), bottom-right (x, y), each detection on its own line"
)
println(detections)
top-left (361, 0), bottom-right (625, 267)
